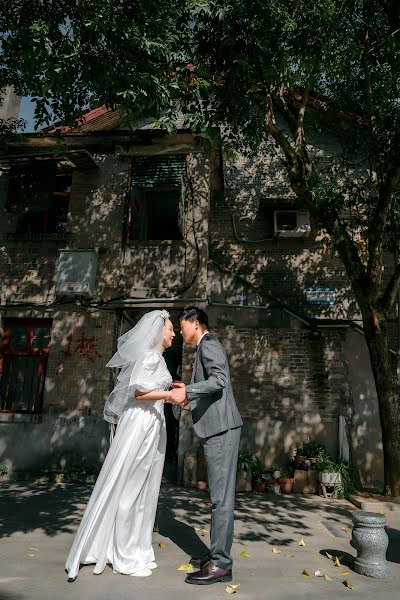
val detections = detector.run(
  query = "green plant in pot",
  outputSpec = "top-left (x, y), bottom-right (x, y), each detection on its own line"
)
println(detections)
top-left (278, 466), bottom-right (295, 494)
top-left (316, 452), bottom-right (354, 498)
top-left (251, 458), bottom-right (266, 492)
top-left (327, 459), bottom-right (354, 499)
top-left (236, 447), bottom-right (254, 492)
top-left (296, 440), bottom-right (326, 460)
top-left (316, 451), bottom-right (341, 484)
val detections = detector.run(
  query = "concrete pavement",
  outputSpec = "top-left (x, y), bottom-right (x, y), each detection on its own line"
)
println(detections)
top-left (0, 481), bottom-right (399, 600)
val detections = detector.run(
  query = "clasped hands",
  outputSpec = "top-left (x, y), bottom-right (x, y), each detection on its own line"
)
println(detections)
top-left (164, 380), bottom-right (189, 406)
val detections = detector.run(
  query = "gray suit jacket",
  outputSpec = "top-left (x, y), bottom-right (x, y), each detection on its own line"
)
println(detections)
top-left (185, 332), bottom-right (243, 438)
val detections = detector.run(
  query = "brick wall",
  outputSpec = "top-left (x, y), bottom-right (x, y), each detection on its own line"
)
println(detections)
top-left (179, 310), bottom-right (352, 466)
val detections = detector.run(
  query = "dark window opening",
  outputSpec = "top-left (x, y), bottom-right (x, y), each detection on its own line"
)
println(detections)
top-left (7, 166), bottom-right (71, 235)
top-left (0, 319), bottom-right (52, 414)
top-left (127, 155), bottom-right (186, 242)
top-left (275, 210), bottom-right (297, 231)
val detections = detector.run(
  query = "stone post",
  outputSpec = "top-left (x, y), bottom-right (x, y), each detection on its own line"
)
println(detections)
top-left (351, 511), bottom-right (389, 578)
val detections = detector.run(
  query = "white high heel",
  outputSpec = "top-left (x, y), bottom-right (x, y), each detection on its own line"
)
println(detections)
top-left (130, 567), bottom-right (152, 577)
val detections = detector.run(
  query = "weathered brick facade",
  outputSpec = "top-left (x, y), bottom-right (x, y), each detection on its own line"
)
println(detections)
top-left (0, 119), bottom-right (385, 488)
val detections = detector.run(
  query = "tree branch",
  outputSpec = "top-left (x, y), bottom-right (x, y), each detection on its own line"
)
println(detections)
top-left (367, 168), bottom-right (400, 297)
top-left (322, 213), bottom-right (367, 287)
top-left (294, 73), bottom-right (314, 156)
top-left (379, 262), bottom-right (400, 315)
top-left (264, 93), bottom-right (297, 169)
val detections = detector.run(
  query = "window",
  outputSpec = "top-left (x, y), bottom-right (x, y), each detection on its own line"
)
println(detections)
top-left (0, 319), bottom-right (52, 414)
top-left (7, 166), bottom-right (71, 235)
top-left (127, 155), bottom-right (187, 241)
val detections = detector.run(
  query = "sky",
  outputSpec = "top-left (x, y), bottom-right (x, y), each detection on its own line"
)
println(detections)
top-left (18, 96), bottom-right (37, 132)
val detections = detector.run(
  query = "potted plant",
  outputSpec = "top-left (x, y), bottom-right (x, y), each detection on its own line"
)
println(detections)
top-left (329, 460), bottom-right (354, 498)
top-left (251, 458), bottom-right (266, 492)
top-left (296, 440), bottom-right (325, 460)
top-left (316, 452), bottom-right (341, 485)
top-left (278, 466), bottom-right (294, 494)
top-left (236, 447), bottom-right (254, 492)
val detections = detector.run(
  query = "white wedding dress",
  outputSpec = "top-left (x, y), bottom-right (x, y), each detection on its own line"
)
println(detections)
top-left (65, 351), bottom-right (172, 579)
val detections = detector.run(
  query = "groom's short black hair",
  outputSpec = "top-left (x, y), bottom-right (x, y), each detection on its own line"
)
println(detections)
top-left (179, 306), bottom-right (209, 328)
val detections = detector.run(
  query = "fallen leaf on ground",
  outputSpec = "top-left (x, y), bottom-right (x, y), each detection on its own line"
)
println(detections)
top-left (325, 552), bottom-right (333, 560)
top-left (272, 547), bottom-right (281, 554)
top-left (195, 527), bottom-right (208, 536)
top-left (26, 554), bottom-right (36, 557)
top-left (343, 580), bottom-right (354, 589)
top-left (28, 547), bottom-right (38, 551)
top-left (339, 571), bottom-right (350, 576)
top-left (341, 527), bottom-right (349, 532)
top-left (334, 556), bottom-right (341, 567)
top-left (240, 550), bottom-right (249, 558)
top-left (201, 499), bottom-right (210, 504)
top-left (177, 563), bottom-right (195, 573)
top-left (324, 575), bottom-right (332, 582)
top-left (158, 543), bottom-right (166, 549)
top-left (298, 538), bottom-right (306, 547)
top-left (226, 583), bottom-right (240, 594)
top-left (314, 570), bottom-right (324, 577)
top-left (301, 570), bottom-right (311, 578)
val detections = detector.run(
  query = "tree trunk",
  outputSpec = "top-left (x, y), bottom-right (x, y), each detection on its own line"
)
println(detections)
top-left (362, 313), bottom-right (400, 496)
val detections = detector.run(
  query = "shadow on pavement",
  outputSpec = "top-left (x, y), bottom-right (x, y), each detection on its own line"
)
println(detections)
top-left (0, 483), bottom-right (91, 538)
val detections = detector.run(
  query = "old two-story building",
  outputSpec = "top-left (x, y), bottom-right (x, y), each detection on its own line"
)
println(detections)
top-left (0, 106), bottom-right (388, 489)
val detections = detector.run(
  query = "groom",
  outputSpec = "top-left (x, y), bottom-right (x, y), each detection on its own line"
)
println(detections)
top-left (170, 307), bottom-right (243, 585)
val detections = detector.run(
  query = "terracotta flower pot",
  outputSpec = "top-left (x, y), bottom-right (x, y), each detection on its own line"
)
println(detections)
top-left (253, 482), bottom-right (265, 493)
top-left (279, 477), bottom-right (294, 494)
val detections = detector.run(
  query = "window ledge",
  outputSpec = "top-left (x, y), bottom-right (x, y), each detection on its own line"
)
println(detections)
top-left (0, 412), bottom-right (42, 424)
top-left (126, 239), bottom-right (186, 248)
top-left (6, 232), bottom-right (71, 242)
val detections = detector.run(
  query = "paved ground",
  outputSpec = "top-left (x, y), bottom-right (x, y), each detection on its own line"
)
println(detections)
top-left (0, 481), bottom-right (399, 600)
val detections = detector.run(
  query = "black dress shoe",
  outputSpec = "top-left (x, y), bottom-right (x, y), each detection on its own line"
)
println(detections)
top-left (185, 561), bottom-right (232, 585)
top-left (189, 554), bottom-right (211, 569)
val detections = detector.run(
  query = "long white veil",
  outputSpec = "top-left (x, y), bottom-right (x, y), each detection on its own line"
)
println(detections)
top-left (104, 309), bottom-right (170, 424)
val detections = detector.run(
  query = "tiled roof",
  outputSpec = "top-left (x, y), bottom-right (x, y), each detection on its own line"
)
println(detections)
top-left (43, 106), bottom-right (125, 134)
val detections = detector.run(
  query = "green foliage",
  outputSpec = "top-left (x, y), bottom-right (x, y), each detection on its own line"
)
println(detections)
top-left (250, 457), bottom-right (265, 484)
top-left (237, 447), bottom-right (255, 472)
top-left (296, 440), bottom-right (325, 458)
top-left (278, 465), bottom-right (294, 479)
top-left (315, 451), bottom-right (338, 473)
top-left (332, 460), bottom-right (354, 499)
top-left (0, 0), bottom-right (187, 128)
top-left (0, 463), bottom-right (8, 477)
top-left (316, 451), bottom-right (354, 498)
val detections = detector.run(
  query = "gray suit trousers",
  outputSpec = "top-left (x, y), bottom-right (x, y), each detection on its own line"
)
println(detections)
top-left (202, 426), bottom-right (241, 570)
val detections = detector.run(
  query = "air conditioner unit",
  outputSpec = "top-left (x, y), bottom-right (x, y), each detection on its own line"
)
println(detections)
top-left (55, 250), bottom-right (98, 297)
top-left (273, 210), bottom-right (310, 237)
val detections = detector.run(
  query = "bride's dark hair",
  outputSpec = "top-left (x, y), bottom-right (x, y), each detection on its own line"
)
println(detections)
top-left (179, 306), bottom-right (209, 328)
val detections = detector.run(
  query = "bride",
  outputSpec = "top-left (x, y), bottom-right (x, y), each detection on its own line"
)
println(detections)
top-left (65, 310), bottom-right (175, 581)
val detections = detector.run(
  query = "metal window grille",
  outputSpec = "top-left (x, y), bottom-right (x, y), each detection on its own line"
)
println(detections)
top-left (0, 319), bottom-right (52, 414)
